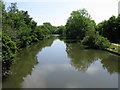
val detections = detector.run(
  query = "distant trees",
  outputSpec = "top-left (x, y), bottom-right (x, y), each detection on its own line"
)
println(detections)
top-left (56, 26), bottom-right (66, 35)
top-left (43, 22), bottom-right (57, 34)
top-left (96, 15), bottom-right (120, 43)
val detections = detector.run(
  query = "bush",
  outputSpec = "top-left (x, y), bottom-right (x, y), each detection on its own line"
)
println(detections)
top-left (95, 36), bottom-right (111, 49)
top-left (82, 34), bottom-right (111, 49)
top-left (81, 36), bottom-right (95, 47)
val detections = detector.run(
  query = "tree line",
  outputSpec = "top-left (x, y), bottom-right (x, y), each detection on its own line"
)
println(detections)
top-left (62, 9), bottom-right (119, 49)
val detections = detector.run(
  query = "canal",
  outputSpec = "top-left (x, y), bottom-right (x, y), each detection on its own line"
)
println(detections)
top-left (3, 36), bottom-right (120, 88)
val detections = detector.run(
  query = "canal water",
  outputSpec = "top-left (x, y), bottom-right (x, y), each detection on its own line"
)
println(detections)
top-left (3, 36), bottom-right (120, 88)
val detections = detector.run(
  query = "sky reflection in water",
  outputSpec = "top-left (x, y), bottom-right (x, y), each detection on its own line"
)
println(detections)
top-left (22, 39), bottom-right (119, 88)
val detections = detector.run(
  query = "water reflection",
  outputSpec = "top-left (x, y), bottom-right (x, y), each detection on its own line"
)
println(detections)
top-left (101, 55), bottom-right (120, 74)
top-left (2, 37), bottom-right (119, 88)
top-left (66, 42), bottom-right (120, 74)
top-left (22, 39), bottom-right (119, 88)
top-left (2, 37), bottom-right (57, 88)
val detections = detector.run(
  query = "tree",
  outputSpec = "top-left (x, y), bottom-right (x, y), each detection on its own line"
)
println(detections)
top-left (7, 3), bottom-right (18, 13)
top-left (96, 15), bottom-right (120, 43)
top-left (65, 8), bottom-right (95, 39)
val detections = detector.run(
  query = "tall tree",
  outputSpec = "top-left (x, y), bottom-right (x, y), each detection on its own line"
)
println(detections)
top-left (65, 8), bottom-right (96, 39)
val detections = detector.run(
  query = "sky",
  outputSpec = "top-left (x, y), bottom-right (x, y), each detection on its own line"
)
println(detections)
top-left (4, 0), bottom-right (120, 26)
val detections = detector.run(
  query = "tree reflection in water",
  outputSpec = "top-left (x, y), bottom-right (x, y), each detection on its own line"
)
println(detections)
top-left (66, 42), bottom-right (120, 74)
top-left (2, 36), bottom-right (57, 88)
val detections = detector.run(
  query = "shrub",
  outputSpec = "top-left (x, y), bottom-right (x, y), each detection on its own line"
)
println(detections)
top-left (82, 34), bottom-right (111, 49)
top-left (95, 36), bottom-right (111, 49)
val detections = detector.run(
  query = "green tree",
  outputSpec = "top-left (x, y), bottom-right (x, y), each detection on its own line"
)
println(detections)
top-left (65, 8), bottom-right (95, 39)
top-left (43, 22), bottom-right (57, 34)
top-left (96, 15), bottom-right (120, 43)
top-left (56, 26), bottom-right (66, 35)
top-left (7, 3), bottom-right (18, 13)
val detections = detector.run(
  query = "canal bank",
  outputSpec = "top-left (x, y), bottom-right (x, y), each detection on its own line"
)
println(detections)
top-left (105, 43), bottom-right (120, 56)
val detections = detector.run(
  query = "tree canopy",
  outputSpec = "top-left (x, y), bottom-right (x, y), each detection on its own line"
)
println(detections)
top-left (96, 15), bottom-right (120, 43)
top-left (65, 8), bottom-right (96, 39)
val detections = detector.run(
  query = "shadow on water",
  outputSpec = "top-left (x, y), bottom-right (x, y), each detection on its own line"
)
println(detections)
top-left (2, 36), bottom-right (57, 88)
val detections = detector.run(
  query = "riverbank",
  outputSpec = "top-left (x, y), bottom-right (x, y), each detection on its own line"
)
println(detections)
top-left (105, 44), bottom-right (120, 56)
top-left (105, 49), bottom-right (120, 56)
top-left (2, 35), bottom-right (53, 80)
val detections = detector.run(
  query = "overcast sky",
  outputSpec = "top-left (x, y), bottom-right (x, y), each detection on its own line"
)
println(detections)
top-left (4, 0), bottom-right (120, 26)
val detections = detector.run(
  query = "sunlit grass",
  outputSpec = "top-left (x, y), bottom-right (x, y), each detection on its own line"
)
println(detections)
top-left (106, 44), bottom-right (120, 55)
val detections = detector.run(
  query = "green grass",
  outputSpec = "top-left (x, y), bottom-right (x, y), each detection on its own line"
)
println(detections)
top-left (110, 44), bottom-right (118, 48)
top-left (106, 44), bottom-right (120, 55)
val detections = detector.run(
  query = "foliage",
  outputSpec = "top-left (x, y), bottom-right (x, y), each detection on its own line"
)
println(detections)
top-left (43, 22), bottom-right (57, 34)
top-left (96, 15), bottom-right (120, 43)
top-left (65, 8), bottom-right (96, 39)
top-left (65, 8), bottom-right (112, 49)
top-left (55, 26), bottom-right (66, 35)
top-left (81, 31), bottom-right (111, 49)
top-left (2, 2), bottom-right (57, 77)
top-left (2, 33), bottom-right (17, 63)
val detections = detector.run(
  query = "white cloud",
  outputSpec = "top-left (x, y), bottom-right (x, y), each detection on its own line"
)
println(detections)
top-left (86, 66), bottom-right (100, 75)
top-left (22, 63), bottom-right (71, 88)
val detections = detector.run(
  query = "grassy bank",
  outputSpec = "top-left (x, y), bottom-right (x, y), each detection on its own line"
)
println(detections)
top-left (105, 44), bottom-right (120, 56)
